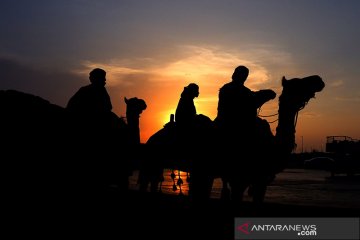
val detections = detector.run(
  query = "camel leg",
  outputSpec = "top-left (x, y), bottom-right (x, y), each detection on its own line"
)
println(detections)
top-left (138, 169), bottom-right (150, 192)
top-left (189, 171), bottom-right (214, 205)
top-left (220, 178), bottom-right (231, 201)
top-left (251, 183), bottom-right (267, 204)
top-left (251, 173), bottom-right (275, 204)
top-left (228, 177), bottom-right (249, 203)
top-left (138, 167), bottom-right (163, 193)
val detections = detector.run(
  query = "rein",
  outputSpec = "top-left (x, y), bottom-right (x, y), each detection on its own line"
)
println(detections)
top-left (257, 107), bottom-right (279, 123)
top-left (258, 95), bottom-right (311, 126)
top-left (294, 99), bottom-right (310, 127)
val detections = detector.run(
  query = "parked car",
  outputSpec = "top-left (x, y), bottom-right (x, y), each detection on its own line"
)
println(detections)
top-left (304, 157), bottom-right (335, 171)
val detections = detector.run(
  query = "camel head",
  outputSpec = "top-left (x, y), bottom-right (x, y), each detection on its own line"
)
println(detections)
top-left (256, 89), bottom-right (277, 108)
top-left (124, 97), bottom-right (147, 116)
top-left (280, 75), bottom-right (325, 112)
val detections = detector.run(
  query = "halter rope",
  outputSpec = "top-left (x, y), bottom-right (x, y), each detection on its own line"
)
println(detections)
top-left (257, 107), bottom-right (279, 123)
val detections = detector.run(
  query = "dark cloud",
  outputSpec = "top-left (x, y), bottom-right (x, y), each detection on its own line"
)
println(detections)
top-left (0, 57), bottom-right (85, 107)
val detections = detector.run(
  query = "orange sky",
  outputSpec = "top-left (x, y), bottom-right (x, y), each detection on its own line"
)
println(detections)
top-left (1, 1), bottom-right (359, 153)
top-left (82, 46), bottom-right (281, 144)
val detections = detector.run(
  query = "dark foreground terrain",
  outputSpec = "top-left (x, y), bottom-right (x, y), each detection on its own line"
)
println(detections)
top-left (4, 187), bottom-right (359, 240)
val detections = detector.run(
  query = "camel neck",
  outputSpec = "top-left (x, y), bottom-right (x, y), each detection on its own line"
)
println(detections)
top-left (275, 102), bottom-right (298, 154)
top-left (126, 113), bottom-right (140, 145)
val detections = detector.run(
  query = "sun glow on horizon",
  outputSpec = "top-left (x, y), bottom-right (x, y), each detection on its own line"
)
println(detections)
top-left (78, 44), bottom-right (293, 143)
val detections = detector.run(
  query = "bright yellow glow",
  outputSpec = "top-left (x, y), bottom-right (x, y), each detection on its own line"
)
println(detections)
top-left (160, 109), bottom-right (176, 126)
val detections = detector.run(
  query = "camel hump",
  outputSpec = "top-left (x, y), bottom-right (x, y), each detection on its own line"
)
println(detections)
top-left (1, 89), bottom-right (50, 106)
top-left (0, 89), bottom-right (64, 114)
top-left (196, 114), bottom-right (213, 126)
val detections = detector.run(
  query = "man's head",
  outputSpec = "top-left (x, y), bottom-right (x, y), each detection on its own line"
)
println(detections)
top-left (232, 65), bottom-right (249, 84)
top-left (89, 68), bottom-right (106, 87)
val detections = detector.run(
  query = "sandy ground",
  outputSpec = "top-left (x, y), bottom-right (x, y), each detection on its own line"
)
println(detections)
top-left (129, 168), bottom-right (360, 209)
top-left (4, 168), bottom-right (359, 239)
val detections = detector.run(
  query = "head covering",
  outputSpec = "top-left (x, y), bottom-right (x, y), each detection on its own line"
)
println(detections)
top-left (186, 83), bottom-right (199, 91)
top-left (181, 83), bottom-right (199, 98)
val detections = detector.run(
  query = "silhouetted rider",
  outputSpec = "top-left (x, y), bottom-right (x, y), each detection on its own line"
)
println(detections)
top-left (216, 66), bottom-right (273, 130)
top-left (66, 68), bottom-right (129, 191)
top-left (215, 65), bottom-right (276, 201)
top-left (175, 83), bottom-right (214, 202)
top-left (175, 83), bottom-right (199, 129)
top-left (67, 68), bottom-right (112, 116)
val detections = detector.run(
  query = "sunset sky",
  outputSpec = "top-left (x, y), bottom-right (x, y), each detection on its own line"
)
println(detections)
top-left (1, 0), bottom-right (359, 152)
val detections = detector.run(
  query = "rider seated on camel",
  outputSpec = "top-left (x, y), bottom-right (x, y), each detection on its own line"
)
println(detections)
top-left (66, 68), bottom-right (121, 133)
top-left (215, 66), bottom-right (276, 143)
top-left (175, 83), bottom-right (199, 129)
top-left (174, 83), bottom-right (212, 144)
top-left (214, 65), bottom-right (276, 202)
top-left (215, 66), bottom-right (276, 151)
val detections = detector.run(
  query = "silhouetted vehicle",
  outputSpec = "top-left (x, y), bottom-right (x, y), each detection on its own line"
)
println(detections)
top-left (304, 157), bottom-right (335, 171)
top-left (326, 136), bottom-right (360, 177)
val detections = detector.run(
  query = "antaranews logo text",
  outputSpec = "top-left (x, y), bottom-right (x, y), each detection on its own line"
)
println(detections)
top-left (235, 217), bottom-right (359, 240)
top-left (237, 222), bottom-right (317, 236)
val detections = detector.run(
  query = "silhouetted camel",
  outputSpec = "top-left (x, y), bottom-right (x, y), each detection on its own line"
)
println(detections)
top-left (221, 76), bottom-right (325, 204)
top-left (138, 75), bottom-right (325, 205)
top-left (0, 90), bottom-right (146, 202)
